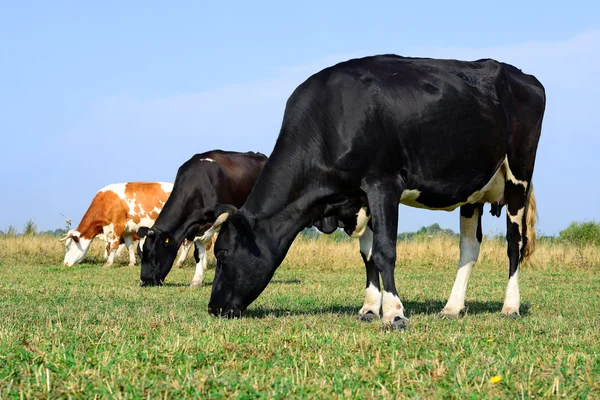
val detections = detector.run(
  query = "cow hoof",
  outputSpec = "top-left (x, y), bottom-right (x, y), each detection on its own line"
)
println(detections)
top-left (128, 263), bottom-right (136, 267)
top-left (500, 308), bottom-right (521, 319)
top-left (357, 311), bottom-right (379, 322)
top-left (440, 306), bottom-right (467, 319)
top-left (383, 316), bottom-right (409, 331)
top-left (102, 263), bottom-right (113, 269)
top-left (190, 280), bottom-right (203, 287)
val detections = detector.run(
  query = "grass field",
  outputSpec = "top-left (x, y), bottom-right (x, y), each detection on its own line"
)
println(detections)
top-left (1, 235), bottom-right (599, 398)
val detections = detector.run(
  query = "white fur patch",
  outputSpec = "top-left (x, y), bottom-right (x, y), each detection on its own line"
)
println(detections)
top-left (199, 158), bottom-right (216, 162)
top-left (123, 235), bottom-right (136, 266)
top-left (160, 182), bottom-right (174, 194)
top-left (358, 227), bottom-right (373, 262)
top-left (381, 291), bottom-right (405, 323)
top-left (174, 239), bottom-right (194, 268)
top-left (100, 183), bottom-right (127, 199)
top-left (359, 283), bottom-right (381, 316)
top-left (350, 207), bottom-right (370, 238)
top-left (508, 206), bottom-right (525, 251)
top-left (63, 232), bottom-right (93, 266)
top-left (398, 159), bottom-right (510, 212)
top-left (505, 158), bottom-right (528, 188)
top-left (400, 189), bottom-right (421, 203)
top-left (190, 242), bottom-right (207, 286)
top-left (442, 211), bottom-right (481, 315)
top-left (502, 270), bottom-right (520, 314)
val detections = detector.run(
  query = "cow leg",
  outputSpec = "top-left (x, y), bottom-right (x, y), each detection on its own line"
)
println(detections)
top-left (123, 235), bottom-right (136, 266)
top-left (115, 243), bottom-right (126, 258)
top-left (103, 243), bottom-right (109, 261)
top-left (502, 179), bottom-right (530, 317)
top-left (175, 239), bottom-right (193, 269)
top-left (190, 241), bottom-right (207, 287)
top-left (364, 186), bottom-right (407, 330)
top-left (103, 225), bottom-right (124, 267)
top-left (357, 227), bottom-right (381, 321)
top-left (441, 204), bottom-right (483, 318)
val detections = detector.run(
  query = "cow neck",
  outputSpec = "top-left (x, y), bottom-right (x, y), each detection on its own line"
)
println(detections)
top-left (75, 208), bottom-right (105, 240)
top-left (242, 148), bottom-right (335, 252)
top-left (152, 193), bottom-right (204, 247)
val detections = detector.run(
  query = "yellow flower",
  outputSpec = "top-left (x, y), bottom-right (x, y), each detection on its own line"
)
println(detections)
top-left (490, 376), bottom-right (502, 384)
top-left (487, 339), bottom-right (493, 343)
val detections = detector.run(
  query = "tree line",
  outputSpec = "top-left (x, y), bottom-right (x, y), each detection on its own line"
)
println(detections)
top-left (2, 219), bottom-right (600, 247)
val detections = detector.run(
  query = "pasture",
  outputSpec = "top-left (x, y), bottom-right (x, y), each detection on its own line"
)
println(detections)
top-left (1, 234), bottom-right (599, 398)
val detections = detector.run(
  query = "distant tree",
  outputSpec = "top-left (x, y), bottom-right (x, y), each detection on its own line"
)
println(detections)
top-left (6, 225), bottom-right (17, 237)
top-left (559, 221), bottom-right (600, 246)
top-left (23, 219), bottom-right (37, 236)
top-left (54, 228), bottom-right (68, 237)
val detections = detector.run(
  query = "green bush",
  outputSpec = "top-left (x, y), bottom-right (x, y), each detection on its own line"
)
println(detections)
top-left (23, 219), bottom-right (37, 236)
top-left (559, 221), bottom-right (600, 246)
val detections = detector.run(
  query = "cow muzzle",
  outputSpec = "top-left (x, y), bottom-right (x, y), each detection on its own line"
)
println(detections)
top-left (139, 278), bottom-right (163, 287)
top-left (208, 303), bottom-right (244, 319)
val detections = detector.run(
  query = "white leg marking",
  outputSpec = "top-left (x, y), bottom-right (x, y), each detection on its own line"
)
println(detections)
top-left (101, 237), bottom-right (109, 261)
top-left (442, 212), bottom-right (481, 317)
top-left (123, 235), bottom-right (136, 266)
top-left (175, 240), bottom-right (193, 269)
top-left (381, 291), bottom-right (406, 323)
top-left (502, 270), bottom-right (520, 315)
top-left (508, 206), bottom-right (525, 252)
top-left (106, 247), bottom-right (117, 267)
top-left (359, 283), bottom-right (381, 316)
top-left (102, 225), bottom-right (119, 267)
top-left (505, 158), bottom-right (529, 188)
top-left (190, 242), bottom-right (207, 286)
top-left (115, 243), bottom-right (126, 258)
top-left (359, 226), bottom-right (373, 262)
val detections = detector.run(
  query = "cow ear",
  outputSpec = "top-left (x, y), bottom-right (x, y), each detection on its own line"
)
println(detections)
top-left (229, 211), bottom-right (255, 238)
top-left (137, 227), bottom-right (150, 238)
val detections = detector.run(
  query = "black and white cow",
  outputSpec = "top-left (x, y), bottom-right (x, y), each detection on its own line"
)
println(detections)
top-left (205, 55), bottom-right (545, 329)
top-left (138, 150), bottom-right (268, 287)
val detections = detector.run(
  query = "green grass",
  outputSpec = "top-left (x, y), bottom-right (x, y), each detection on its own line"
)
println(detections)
top-left (1, 237), bottom-right (599, 398)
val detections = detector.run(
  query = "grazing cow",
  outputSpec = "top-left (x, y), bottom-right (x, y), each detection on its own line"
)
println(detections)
top-left (138, 150), bottom-right (268, 287)
top-left (205, 55), bottom-right (545, 329)
top-left (61, 182), bottom-right (174, 267)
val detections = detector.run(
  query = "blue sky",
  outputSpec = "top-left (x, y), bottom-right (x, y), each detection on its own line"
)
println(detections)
top-left (1, 1), bottom-right (598, 235)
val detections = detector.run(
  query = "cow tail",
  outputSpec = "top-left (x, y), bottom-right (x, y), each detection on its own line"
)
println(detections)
top-left (521, 184), bottom-right (537, 264)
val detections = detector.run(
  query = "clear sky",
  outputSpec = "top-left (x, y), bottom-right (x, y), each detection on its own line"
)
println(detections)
top-left (1, 1), bottom-right (598, 236)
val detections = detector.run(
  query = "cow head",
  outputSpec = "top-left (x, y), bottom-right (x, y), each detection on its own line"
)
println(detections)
top-left (60, 230), bottom-right (92, 266)
top-left (208, 206), bottom-right (283, 318)
top-left (138, 227), bottom-right (179, 286)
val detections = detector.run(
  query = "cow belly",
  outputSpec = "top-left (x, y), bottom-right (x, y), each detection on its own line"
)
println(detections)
top-left (125, 216), bottom-right (156, 232)
top-left (400, 159), bottom-right (507, 211)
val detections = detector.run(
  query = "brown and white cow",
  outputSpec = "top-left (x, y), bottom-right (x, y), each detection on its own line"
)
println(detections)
top-left (61, 182), bottom-right (176, 267)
